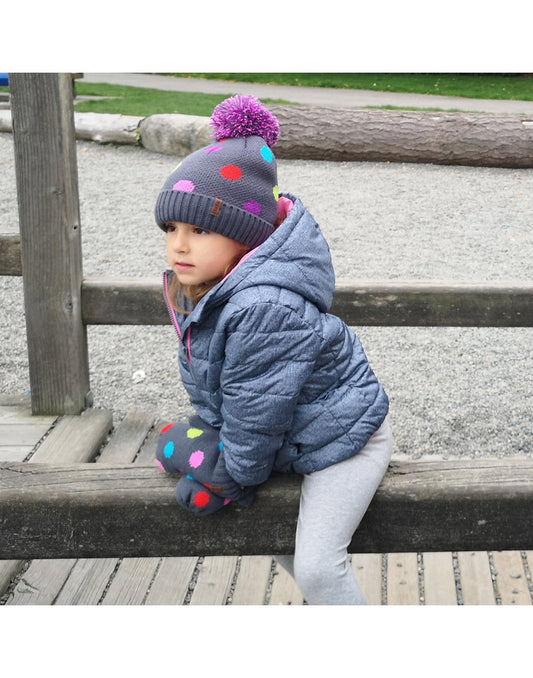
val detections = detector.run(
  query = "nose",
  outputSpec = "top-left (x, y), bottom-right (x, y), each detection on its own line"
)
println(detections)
top-left (171, 227), bottom-right (189, 253)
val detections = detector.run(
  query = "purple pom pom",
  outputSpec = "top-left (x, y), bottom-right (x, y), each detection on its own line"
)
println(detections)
top-left (211, 95), bottom-right (280, 148)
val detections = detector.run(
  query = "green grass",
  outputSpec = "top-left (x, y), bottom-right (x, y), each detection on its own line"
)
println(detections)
top-left (172, 73), bottom-right (533, 101)
top-left (71, 83), bottom-right (287, 117)
top-left (1, 73), bottom-right (531, 117)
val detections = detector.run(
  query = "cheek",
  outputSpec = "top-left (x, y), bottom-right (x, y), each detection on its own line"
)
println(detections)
top-left (204, 253), bottom-right (230, 278)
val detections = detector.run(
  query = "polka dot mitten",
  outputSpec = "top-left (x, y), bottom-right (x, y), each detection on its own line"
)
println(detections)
top-left (155, 416), bottom-right (256, 515)
top-left (175, 475), bottom-right (230, 516)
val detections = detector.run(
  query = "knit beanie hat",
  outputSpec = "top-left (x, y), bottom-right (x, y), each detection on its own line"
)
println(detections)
top-left (155, 95), bottom-right (280, 248)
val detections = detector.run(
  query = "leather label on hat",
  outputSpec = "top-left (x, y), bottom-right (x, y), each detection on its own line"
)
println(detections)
top-left (211, 198), bottom-right (223, 216)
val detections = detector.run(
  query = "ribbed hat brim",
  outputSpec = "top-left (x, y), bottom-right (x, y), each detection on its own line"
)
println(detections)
top-left (155, 189), bottom-right (275, 248)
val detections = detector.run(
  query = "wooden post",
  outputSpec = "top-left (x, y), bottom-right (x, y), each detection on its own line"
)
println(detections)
top-left (9, 73), bottom-right (91, 415)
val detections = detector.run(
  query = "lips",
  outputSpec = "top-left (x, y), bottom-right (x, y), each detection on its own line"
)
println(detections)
top-left (175, 262), bottom-right (194, 271)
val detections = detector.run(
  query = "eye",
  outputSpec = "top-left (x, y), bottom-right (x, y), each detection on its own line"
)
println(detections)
top-left (193, 227), bottom-right (210, 235)
top-left (163, 223), bottom-right (176, 233)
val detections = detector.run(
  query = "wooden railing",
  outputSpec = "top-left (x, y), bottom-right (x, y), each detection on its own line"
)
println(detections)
top-left (1, 73), bottom-right (532, 560)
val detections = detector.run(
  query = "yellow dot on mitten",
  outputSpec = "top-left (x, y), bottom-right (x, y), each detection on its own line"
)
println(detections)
top-left (186, 428), bottom-right (203, 439)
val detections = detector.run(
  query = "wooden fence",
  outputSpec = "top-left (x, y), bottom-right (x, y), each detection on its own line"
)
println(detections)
top-left (0, 73), bottom-right (532, 560)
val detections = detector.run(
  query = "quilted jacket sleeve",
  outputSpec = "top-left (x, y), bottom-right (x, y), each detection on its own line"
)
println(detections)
top-left (218, 301), bottom-right (322, 486)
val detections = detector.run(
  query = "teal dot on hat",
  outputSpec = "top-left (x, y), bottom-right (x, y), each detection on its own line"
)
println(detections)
top-left (164, 441), bottom-right (174, 458)
top-left (260, 145), bottom-right (273, 162)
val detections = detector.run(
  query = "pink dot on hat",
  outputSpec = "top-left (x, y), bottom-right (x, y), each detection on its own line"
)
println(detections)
top-left (220, 165), bottom-right (242, 181)
top-left (243, 200), bottom-right (261, 215)
top-left (173, 179), bottom-right (195, 192)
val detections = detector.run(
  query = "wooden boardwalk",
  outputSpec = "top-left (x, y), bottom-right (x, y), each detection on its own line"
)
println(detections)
top-left (1, 399), bottom-right (532, 606)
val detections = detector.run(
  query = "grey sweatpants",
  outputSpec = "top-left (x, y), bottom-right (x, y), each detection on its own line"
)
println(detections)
top-left (276, 417), bottom-right (393, 605)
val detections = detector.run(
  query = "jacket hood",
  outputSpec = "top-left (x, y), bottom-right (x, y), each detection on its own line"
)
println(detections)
top-left (195, 194), bottom-right (335, 317)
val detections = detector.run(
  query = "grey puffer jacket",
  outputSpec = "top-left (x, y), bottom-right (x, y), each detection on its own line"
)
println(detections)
top-left (163, 194), bottom-right (389, 487)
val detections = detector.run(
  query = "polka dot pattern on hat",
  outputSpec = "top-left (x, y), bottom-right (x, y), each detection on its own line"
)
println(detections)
top-left (173, 179), bottom-right (195, 192)
top-left (220, 165), bottom-right (242, 181)
top-left (260, 145), bottom-right (274, 162)
top-left (155, 95), bottom-right (280, 247)
top-left (168, 140), bottom-right (278, 221)
top-left (243, 201), bottom-right (261, 215)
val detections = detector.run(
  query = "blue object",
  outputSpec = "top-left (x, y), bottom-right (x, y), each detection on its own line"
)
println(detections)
top-left (0, 73), bottom-right (8, 87)
top-left (162, 194), bottom-right (389, 487)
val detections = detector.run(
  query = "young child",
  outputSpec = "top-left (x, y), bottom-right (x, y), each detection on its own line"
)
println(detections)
top-left (154, 95), bottom-right (393, 605)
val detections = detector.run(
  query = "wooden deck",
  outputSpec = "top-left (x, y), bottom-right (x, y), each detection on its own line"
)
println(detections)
top-left (1, 399), bottom-right (532, 606)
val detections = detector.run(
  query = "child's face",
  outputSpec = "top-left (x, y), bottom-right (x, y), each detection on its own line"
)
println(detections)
top-left (166, 221), bottom-right (249, 286)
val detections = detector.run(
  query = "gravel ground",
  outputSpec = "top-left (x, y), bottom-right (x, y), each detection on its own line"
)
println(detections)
top-left (1, 132), bottom-right (532, 459)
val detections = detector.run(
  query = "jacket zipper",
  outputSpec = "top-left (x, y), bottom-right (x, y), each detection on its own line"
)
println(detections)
top-left (163, 270), bottom-right (193, 372)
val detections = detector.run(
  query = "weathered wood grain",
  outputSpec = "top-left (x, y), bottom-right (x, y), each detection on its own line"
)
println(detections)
top-left (100, 557), bottom-right (160, 605)
top-left (38, 410), bottom-right (162, 605)
top-left (1, 458), bottom-right (532, 560)
top-left (421, 552), bottom-right (458, 605)
top-left (7, 559), bottom-right (77, 605)
top-left (9, 73), bottom-right (90, 415)
top-left (80, 277), bottom-right (533, 328)
top-left (0, 560), bottom-right (23, 597)
top-left (269, 104), bottom-right (533, 168)
top-left (53, 557), bottom-right (118, 605)
top-left (269, 561), bottom-right (304, 605)
top-left (144, 556), bottom-right (198, 605)
top-left (231, 556), bottom-right (273, 605)
top-left (97, 410), bottom-right (156, 464)
top-left (29, 408), bottom-right (112, 463)
top-left (188, 556), bottom-right (237, 605)
top-left (386, 552), bottom-right (420, 605)
top-left (5, 247), bottom-right (533, 327)
top-left (0, 405), bottom-right (56, 462)
top-left (457, 551), bottom-right (496, 604)
top-left (491, 550), bottom-right (531, 605)
top-left (350, 553), bottom-right (383, 605)
top-left (331, 281), bottom-right (533, 327)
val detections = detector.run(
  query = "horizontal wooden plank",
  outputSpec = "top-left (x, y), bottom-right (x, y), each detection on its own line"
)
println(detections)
top-left (5, 254), bottom-right (533, 326)
top-left (81, 276), bottom-right (168, 325)
top-left (0, 403), bottom-right (57, 426)
top-left (1, 458), bottom-right (532, 560)
top-left (31, 408), bottom-right (113, 463)
top-left (81, 277), bottom-right (533, 327)
top-left (331, 281), bottom-right (533, 327)
top-left (0, 234), bottom-right (21, 276)
top-left (0, 447), bottom-right (33, 462)
top-left (0, 424), bottom-right (52, 446)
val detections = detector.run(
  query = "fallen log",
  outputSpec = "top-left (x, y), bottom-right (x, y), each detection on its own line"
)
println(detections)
top-left (269, 104), bottom-right (533, 168)
top-left (2, 105), bottom-right (532, 167)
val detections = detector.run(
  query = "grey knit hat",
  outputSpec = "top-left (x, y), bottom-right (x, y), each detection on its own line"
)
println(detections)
top-left (155, 95), bottom-right (280, 248)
